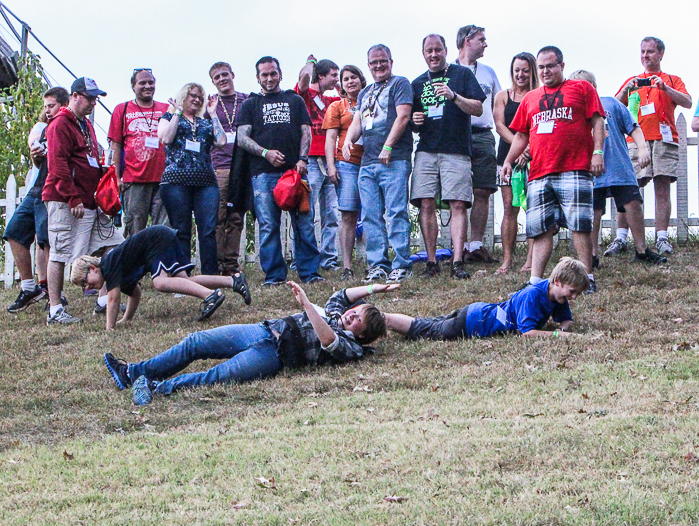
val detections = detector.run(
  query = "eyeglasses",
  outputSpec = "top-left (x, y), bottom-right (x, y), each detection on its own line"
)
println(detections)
top-left (368, 59), bottom-right (389, 67)
top-left (187, 92), bottom-right (204, 101)
top-left (77, 92), bottom-right (99, 103)
top-left (133, 68), bottom-right (152, 74)
top-left (537, 62), bottom-right (561, 71)
top-left (81, 269), bottom-right (90, 291)
top-left (457, 25), bottom-right (485, 47)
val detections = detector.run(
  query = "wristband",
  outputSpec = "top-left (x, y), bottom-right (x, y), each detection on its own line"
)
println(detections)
top-left (367, 284), bottom-right (374, 294)
top-left (307, 59), bottom-right (317, 65)
top-left (382, 145), bottom-right (393, 151)
top-left (174, 109), bottom-right (182, 116)
top-left (262, 149), bottom-right (268, 158)
top-left (553, 330), bottom-right (559, 337)
top-left (593, 150), bottom-right (603, 156)
top-left (451, 91), bottom-right (458, 101)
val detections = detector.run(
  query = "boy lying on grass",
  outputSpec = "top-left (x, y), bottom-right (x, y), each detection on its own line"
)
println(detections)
top-left (385, 257), bottom-right (588, 340)
top-left (103, 281), bottom-right (400, 405)
top-left (70, 225), bottom-right (251, 330)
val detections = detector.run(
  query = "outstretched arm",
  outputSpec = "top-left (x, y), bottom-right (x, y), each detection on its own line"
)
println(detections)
top-left (118, 284), bottom-right (141, 326)
top-left (522, 320), bottom-right (573, 337)
top-left (288, 281), bottom-right (336, 347)
top-left (297, 55), bottom-right (316, 94)
top-left (383, 312), bottom-right (414, 334)
top-left (344, 283), bottom-right (400, 303)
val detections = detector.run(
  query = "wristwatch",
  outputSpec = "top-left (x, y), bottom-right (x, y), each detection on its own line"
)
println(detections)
top-left (299, 156), bottom-right (309, 163)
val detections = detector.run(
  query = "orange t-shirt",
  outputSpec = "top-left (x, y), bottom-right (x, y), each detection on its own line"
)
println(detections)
top-left (321, 98), bottom-right (363, 166)
top-left (616, 72), bottom-right (688, 143)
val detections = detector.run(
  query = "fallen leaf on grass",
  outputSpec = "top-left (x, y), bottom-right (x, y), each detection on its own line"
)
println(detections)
top-left (577, 408), bottom-right (587, 414)
top-left (307, 402), bottom-right (318, 408)
top-left (582, 392), bottom-right (589, 399)
top-left (523, 412), bottom-right (544, 418)
top-left (256, 476), bottom-right (277, 490)
top-left (231, 501), bottom-right (249, 510)
top-left (431, 384), bottom-right (440, 392)
top-left (288, 516), bottom-right (301, 524)
top-left (63, 450), bottom-right (74, 461)
top-left (6, 458), bottom-right (18, 464)
top-left (353, 385), bottom-right (373, 392)
top-left (418, 408), bottom-right (440, 421)
top-left (637, 375), bottom-right (648, 381)
top-left (674, 318), bottom-right (684, 323)
top-left (683, 452), bottom-right (699, 464)
top-left (384, 495), bottom-right (408, 503)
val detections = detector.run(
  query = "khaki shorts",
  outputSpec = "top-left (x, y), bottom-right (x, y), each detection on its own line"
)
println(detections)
top-left (410, 151), bottom-right (473, 207)
top-left (47, 201), bottom-right (125, 264)
top-left (629, 140), bottom-right (678, 184)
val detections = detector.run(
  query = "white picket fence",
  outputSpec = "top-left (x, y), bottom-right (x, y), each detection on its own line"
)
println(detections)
top-left (2, 114), bottom-right (698, 287)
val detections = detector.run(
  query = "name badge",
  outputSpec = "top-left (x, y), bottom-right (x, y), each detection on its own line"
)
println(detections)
top-left (537, 121), bottom-right (554, 134)
top-left (144, 136), bottom-right (160, 149)
top-left (640, 103), bottom-right (655, 116)
top-left (427, 105), bottom-right (444, 119)
top-left (496, 306), bottom-right (508, 326)
top-left (225, 131), bottom-right (236, 144)
top-left (364, 116), bottom-right (373, 130)
top-left (185, 140), bottom-right (201, 153)
top-left (356, 136), bottom-right (364, 146)
top-left (659, 123), bottom-right (673, 143)
top-left (87, 155), bottom-right (99, 168)
top-left (313, 95), bottom-right (325, 111)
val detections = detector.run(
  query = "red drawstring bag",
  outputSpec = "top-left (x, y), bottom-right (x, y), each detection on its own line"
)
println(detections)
top-left (273, 169), bottom-right (304, 211)
top-left (95, 165), bottom-right (122, 216)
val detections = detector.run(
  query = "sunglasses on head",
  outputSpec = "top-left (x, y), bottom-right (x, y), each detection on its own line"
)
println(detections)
top-left (133, 68), bottom-right (153, 74)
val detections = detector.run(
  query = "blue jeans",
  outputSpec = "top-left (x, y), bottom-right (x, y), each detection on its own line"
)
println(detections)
top-left (160, 184), bottom-right (219, 275)
top-left (358, 160), bottom-right (412, 271)
top-left (129, 323), bottom-right (283, 395)
top-left (252, 172), bottom-right (321, 283)
top-left (307, 157), bottom-right (339, 269)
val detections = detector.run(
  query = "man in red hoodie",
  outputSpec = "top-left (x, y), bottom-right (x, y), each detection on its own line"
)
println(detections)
top-left (43, 77), bottom-right (125, 325)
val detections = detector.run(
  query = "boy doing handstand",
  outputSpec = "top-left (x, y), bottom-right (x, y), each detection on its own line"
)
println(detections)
top-left (386, 257), bottom-right (588, 340)
top-left (71, 225), bottom-right (252, 330)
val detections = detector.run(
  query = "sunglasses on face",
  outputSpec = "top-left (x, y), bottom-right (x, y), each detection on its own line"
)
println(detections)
top-left (77, 92), bottom-right (98, 103)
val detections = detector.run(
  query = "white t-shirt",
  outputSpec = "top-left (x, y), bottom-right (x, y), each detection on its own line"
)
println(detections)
top-left (25, 122), bottom-right (48, 188)
top-left (462, 61), bottom-right (501, 129)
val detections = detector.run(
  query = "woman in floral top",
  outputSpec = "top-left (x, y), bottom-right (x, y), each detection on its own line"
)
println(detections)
top-left (158, 82), bottom-right (227, 275)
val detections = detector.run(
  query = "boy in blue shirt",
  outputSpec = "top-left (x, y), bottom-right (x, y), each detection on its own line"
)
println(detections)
top-left (568, 70), bottom-right (666, 266)
top-left (385, 257), bottom-right (588, 339)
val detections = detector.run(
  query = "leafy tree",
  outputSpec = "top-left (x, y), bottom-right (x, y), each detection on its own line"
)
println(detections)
top-left (0, 53), bottom-right (45, 189)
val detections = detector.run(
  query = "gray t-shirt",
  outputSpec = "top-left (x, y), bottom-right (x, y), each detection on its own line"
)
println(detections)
top-left (357, 75), bottom-right (413, 165)
top-left (459, 61), bottom-right (501, 129)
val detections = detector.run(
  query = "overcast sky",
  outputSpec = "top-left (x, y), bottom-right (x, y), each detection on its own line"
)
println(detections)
top-left (3, 0), bottom-right (698, 219)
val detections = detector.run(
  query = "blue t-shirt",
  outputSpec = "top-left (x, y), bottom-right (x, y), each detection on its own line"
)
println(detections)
top-left (694, 104), bottom-right (699, 117)
top-left (357, 75), bottom-right (413, 165)
top-left (465, 280), bottom-right (572, 337)
top-left (595, 97), bottom-right (639, 188)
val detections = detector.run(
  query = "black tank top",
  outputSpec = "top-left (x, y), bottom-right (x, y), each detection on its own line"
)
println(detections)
top-left (496, 91), bottom-right (521, 165)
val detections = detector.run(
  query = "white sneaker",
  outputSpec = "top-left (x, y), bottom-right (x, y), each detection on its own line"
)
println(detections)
top-left (656, 238), bottom-right (673, 254)
top-left (47, 307), bottom-right (83, 326)
top-left (386, 268), bottom-right (413, 283)
top-left (362, 267), bottom-right (388, 283)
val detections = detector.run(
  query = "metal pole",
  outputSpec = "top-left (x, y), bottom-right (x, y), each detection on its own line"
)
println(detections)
top-left (20, 22), bottom-right (28, 57)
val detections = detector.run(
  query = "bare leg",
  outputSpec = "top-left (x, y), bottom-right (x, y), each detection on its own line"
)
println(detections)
top-left (623, 200), bottom-right (647, 253)
top-left (654, 176), bottom-right (672, 233)
top-left (340, 211), bottom-right (358, 269)
top-left (591, 209), bottom-right (604, 258)
top-left (189, 274), bottom-right (236, 289)
top-left (152, 275), bottom-right (212, 300)
top-left (36, 245), bottom-right (49, 283)
top-left (498, 186), bottom-right (518, 272)
top-left (469, 188), bottom-right (491, 242)
top-left (530, 229), bottom-right (555, 279)
top-left (521, 239), bottom-right (534, 272)
top-left (418, 198), bottom-right (438, 262)
top-left (47, 260), bottom-right (65, 308)
top-left (572, 230), bottom-right (593, 273)
top-left (9, 240), bottom-right (33, 281)
top-left (448, 201), bottom-right (467, 262)
top-left (384, 312), bottom-right (414, 335)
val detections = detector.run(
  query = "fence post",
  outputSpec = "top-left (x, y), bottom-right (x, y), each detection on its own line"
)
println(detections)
top-left (676, 113), bottom-right (689, 246)
top-left (3, 174), bottom-right (17, 288)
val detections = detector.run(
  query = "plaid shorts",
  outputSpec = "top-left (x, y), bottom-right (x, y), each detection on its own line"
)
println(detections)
top-left (526, 171), bottom-right (594, 238)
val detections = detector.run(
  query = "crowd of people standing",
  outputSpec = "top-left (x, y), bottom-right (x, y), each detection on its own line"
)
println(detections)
top-left (4, 26), bottom-right (696, 328)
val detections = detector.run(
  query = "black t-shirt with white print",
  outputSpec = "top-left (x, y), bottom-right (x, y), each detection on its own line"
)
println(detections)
top-left (237, 90), bottom-right (312, 176)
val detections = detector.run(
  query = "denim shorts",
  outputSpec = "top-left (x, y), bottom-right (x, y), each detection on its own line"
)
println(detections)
top-left (336, 161), bottom-right (361, 212)
top-left (2, 194), bottom-right (49, 249)
top-left (526, 171), bottom-right (594, 237)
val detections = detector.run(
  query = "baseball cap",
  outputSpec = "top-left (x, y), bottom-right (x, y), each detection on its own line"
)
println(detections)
top-left (70, 77), bottom-right (107, 97)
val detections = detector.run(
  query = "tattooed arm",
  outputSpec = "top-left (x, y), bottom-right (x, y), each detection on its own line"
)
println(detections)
top-left (237, 124), bottom-right (286, 167)
top-left (296, 124), bottom-right (311, 176)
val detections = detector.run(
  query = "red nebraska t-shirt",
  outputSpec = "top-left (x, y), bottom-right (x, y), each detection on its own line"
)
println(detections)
top-left (294, 83), bottom-right (340, 156)
top-left (107, 100), bottom-right (169, 183)
top-left (510, 79), bottom-right (605, 181)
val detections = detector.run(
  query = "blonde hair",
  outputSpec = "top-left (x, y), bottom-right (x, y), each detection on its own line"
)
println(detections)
top-left (170, 82), bottom-right (207, 118)
top-left (70, 255), bottom-right (102, 286)
top-left (548, 257), bottom-right (589, 291)
top-left (569, 69), bottom-right (597, 89)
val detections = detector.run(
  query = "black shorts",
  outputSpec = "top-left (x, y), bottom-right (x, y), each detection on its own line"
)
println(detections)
top-left (593, 185), bottom-right (643, 214)
top-left (407, 307), bottom-right (469, 341)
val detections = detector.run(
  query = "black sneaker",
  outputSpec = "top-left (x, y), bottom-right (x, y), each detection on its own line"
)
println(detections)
top-left (94, 302), bottom-right (127, 315)
top-left (104, 353), bottom-right (131, 389)
top-left (592, 255), bottom-right (600, 269)
top-left (231, 272), bottom-right (252, 305)
top-left (7, 286), bottom-right (45, 313)
top-left (340, 268), bottom-right (355, 281)
top-left (420, 261), bottom-right (441, 278)
top-left (585, 279), bottom-right (597, 295)
top-left (634, 248), bottom-right (667, 265)
top-left (450, 261), bottom-right (471, 280)
top-left (198, 289), bottom-right (225, 321)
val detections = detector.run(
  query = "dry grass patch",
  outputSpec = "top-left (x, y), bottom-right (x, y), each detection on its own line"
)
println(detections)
top-left (1, 242), bottom-right (699, 524)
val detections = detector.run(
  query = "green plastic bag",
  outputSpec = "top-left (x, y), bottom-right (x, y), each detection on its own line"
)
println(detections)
top-left (511, 165), bottom-right (528, 211)
top-left (628, 91), bottom-right (640, 123)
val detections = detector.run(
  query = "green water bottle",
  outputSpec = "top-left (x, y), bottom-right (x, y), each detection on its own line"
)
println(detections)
top-left (628, 91), bottom-right (641, 123)
top-left (511, 165), bottom-right (528, 211)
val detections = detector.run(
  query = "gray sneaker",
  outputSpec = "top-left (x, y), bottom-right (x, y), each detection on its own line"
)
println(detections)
top-left (47, 307), bottom-right (82, 326)
top-left (132, 375), bottom-right (154, 406)
top-left (386, 268), bottom-right (413, 283)
top-left (603, 238), bottom-right (627, 257)
top-left (656, 238), bottom-right (673, 254)
top-left (363, 267), bottom-right (388, 283)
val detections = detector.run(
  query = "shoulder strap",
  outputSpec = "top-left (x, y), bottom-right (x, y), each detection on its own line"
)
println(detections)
top-left (122, 101), bottom-right (129, 136)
